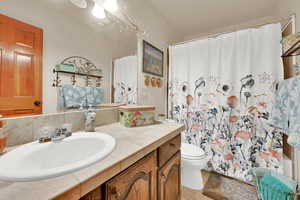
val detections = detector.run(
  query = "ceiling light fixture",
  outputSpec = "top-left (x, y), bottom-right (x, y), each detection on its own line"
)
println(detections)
top-left (92, 3), bottom-right (106, 19)
top-left (69, 0), bottom-right (88, 8)
top-left (103, 0), bottom-right (118, 12)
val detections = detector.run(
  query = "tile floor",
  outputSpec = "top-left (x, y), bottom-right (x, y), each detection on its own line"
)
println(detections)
top-left (182, 186), bottom-right (213, 200)
top-left (181, 170), bottom-right (258, 200)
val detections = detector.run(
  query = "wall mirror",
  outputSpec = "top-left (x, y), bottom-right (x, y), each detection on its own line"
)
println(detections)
top-left (0, 0), bottom-right (139, 117)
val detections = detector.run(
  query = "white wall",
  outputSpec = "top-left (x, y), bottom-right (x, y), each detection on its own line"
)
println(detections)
top-left (123, 0), bottom-right (178, 116)
top-left (136, 36), bottom-right (168, 116)
top-left (0, 0), bottom-right (117, 113)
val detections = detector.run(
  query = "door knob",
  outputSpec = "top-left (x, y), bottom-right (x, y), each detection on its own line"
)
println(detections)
top-left (34, 101), bottom-right (41, 106)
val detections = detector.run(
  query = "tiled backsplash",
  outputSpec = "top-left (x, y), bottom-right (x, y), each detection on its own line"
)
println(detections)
top-left (3, 108), bottom-right (119, 147)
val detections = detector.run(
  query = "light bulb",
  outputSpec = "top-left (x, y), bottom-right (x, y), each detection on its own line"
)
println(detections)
top-left (92, 3), bottom-right (106, 19)
top-left (103, 0), bottom-right (118, 12)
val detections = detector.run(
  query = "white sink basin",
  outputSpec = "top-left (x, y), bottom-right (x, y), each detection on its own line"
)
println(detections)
top-left (0, 132), bottom-right (116, 182)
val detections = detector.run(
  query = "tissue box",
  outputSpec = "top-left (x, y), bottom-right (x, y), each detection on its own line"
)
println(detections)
top-left (119, 105), bottom-right (156, 127)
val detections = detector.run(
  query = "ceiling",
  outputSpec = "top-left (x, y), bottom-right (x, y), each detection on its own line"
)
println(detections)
top-left (40, 0), bottom-right (137, 43)
top-left (39, 0), bottom-right (280, 44)
top-left (149, 0), bottom-right (278, 39)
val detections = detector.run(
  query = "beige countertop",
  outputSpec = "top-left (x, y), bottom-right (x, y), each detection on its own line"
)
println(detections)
top-left (0, 122), bottom-right (184, 200)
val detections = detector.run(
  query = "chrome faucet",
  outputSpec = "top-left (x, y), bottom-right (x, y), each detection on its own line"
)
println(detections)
top-left (39, 127), bottom-right (72, 143)
top-left (51, 128), bottom-right (72, 141)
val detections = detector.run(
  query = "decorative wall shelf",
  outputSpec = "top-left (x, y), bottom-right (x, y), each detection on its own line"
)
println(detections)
top-left (53, 69), bottom-right (103, 79)
top-left (52, 56), bottom-right (103, 87)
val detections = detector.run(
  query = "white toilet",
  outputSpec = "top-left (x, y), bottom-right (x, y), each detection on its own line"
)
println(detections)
top-left (181, 143), bottom-right (209, 190)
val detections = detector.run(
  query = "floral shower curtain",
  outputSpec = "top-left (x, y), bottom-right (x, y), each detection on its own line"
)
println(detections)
top-left (169, 24), bottom-right (284, 182)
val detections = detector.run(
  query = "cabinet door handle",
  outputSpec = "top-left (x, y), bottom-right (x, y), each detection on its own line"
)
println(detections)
top-left (169, 143), bottom-right (176, 147)
top-left (110, 187), bottom-right (119, 199)
top-left (160, 171), bottom-right (167, 181)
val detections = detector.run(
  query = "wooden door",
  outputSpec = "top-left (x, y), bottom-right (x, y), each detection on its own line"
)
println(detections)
top-left (158, 152), bottom-right (181, 200)
top-left (0, 15), bottom-right (9, 116)
top-left (106, 152), bottom-right (157, 200)
top-left (0, 14), bottom-right (43, 117)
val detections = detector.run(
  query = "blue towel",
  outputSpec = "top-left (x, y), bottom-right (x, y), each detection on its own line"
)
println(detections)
top-left (85, 86), bottom-right (104, 107)
top-left (58, 85), bottom-right (104, 109)
top-left (253, 168), bottom-right (297, 200)
top-left (269, 76), bottom-right (300, 150)
top-left (259, 175), bottom-right (295, 200)
top-left (58, 84), bottom-right (86, 108)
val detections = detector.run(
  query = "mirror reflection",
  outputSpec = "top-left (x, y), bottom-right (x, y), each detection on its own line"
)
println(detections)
top-left (112, 55), bottom-right (138, 105)
top-left (0, 0), bottom-right (138, 116)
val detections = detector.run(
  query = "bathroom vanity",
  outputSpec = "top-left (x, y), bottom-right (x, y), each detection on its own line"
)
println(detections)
top-left (80, 137), bottom-right (180, 200)
top-left (0, 121), bottom-right (184, 200)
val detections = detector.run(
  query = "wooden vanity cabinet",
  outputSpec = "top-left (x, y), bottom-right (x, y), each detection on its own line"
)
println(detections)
top-left (79, 135), bottom-right (181, 200)
top-left (158, 135), bottom-right (181, 168)
top-left (80, 187), bottom-right (102, 200)
top-left (106, 151), bottom-right (157, 200)
top-left (158, 152), bottom-right (181, 200)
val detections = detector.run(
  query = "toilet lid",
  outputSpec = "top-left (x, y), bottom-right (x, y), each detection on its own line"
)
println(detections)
top-left (181, 143), bottom-right (205, 160)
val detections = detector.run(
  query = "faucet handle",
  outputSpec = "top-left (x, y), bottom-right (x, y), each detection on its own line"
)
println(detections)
top-left (52, 128), bottom-right (66, 141)
top-left (60, 128), bottom-right (71, 137)
top-left (61, 128), bottom-right (67, 134)
top-left (54, 128), bottom-right (62, 136)
top-left (40, 126), bottom-right (55, 137)
top-left (38, 126), bottom-right (54, 143)
top-left (62, 124), bottom-right (72, 137)
top-left (62, 123), bottom-right (72, 133)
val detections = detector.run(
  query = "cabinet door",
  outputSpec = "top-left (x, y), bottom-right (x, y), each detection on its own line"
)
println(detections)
top-left (158, 135), bottom-right (181, 167)
top-left (158, 151), bottom-right (181, 200)
top-left (80, 187), bottom-right (102, 200)
top-left (106, 151), bottom-right (157, 200)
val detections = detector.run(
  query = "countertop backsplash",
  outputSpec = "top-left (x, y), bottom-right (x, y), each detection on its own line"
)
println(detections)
top-left (2, 108), bottom-right (119, 147)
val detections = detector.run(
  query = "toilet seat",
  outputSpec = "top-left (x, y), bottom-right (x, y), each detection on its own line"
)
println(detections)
top-left (181, 143), bottom-right (205, 160)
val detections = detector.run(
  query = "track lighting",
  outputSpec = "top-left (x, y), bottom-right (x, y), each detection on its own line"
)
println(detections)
top-left (69, 0), bottom-right (87, 8)
top-left (103, 0), bottom-right (118, 12)
top-left (71, 0), bottom-right (119, 20)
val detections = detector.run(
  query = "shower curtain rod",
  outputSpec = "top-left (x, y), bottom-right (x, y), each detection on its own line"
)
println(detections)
top-left (171, 14), bottom-right (296, 46)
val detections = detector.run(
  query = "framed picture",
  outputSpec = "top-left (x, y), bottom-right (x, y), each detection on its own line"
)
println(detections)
top-left (143, 40), bottom-right (164, 77)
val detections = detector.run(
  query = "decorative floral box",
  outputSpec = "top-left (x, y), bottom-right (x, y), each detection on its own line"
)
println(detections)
top-left (119, 105), bottom-right (156, 127)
